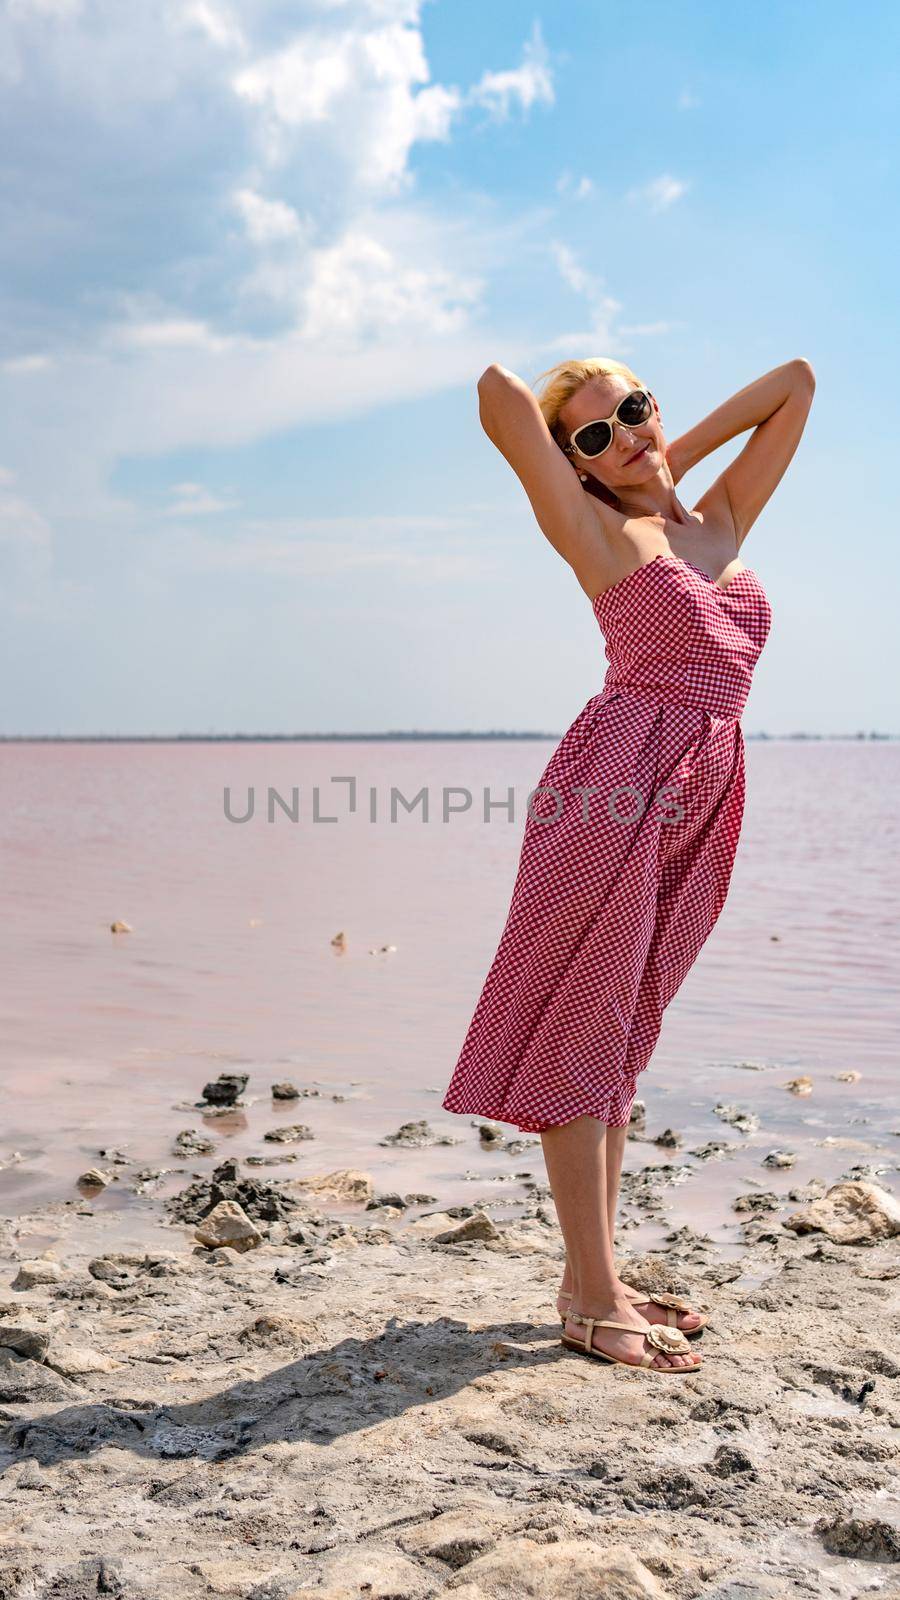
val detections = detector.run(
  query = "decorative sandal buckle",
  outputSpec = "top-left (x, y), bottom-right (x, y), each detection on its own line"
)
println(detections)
top-left (645, 1322), bottom-right (692, 1355)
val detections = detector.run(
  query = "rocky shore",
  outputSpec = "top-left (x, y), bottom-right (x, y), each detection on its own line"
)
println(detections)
top-left (1, 1115), bottom-right (899, 1600)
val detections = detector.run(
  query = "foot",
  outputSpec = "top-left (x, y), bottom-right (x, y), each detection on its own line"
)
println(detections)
top-left (563, 1296), bottom-right (701, 1370)
top-left (620, 1286), bottom-right (705, 1334)
top-left (557, 1276), bottom-right (704, 1334)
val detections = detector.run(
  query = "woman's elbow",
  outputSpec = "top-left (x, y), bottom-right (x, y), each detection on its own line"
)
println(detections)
top-left (477, 362), bottom-right (516, 392)
top-left (792, 357), bottom-right (816, 391)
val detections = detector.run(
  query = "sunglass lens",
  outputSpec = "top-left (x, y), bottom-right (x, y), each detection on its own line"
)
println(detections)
top-left (573, 421), bottom-right (612, 457)
top-left (618, 391), bottom-right (652, 424)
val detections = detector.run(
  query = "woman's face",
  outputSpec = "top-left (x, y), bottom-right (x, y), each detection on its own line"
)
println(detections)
top-left (560, 375), bottom-right (665, 492)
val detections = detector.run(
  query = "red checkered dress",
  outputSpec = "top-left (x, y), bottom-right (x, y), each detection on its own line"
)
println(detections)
top-left (441, 553), bottom-right (772, 1132)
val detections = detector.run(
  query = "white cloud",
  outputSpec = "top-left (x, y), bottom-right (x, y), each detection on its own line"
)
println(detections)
top-left (165, 481), bottom-right (240, 515)
top-left (178, 1), bottom-right (246, 52)
top-left (544, 244), bottom-right (679, 356)
top-left (0, 0), bottom-right (558, 618)
top-left (232, 187), bottom-right (305, 243)
top-left (467, 20), bottom-right (553, 121)
top-left (299, 227), bottom-right (483, 340)
top-left (2, 353), bottom-right (54, 373)
top-left (626, 174), bottom-right (690, 212)
top-left (109, 317), bottom-right (230, 352)
top-left (556, 171), bottom-right (593, 201)
top-left (231, 13), bottom-right (463, 187)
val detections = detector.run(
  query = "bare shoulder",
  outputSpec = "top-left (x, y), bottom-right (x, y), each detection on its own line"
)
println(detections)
top-left (476, 366), bottom-right (623, 583)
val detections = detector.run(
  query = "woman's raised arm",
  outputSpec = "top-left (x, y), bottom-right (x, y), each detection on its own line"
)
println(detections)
top-left (476, 364), bottom-right (613, 578)
top-left (668, 359), bottom-right (816, 542)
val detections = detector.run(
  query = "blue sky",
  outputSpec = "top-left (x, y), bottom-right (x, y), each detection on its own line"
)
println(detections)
top-left (1, 0), bottom-right (897, 736)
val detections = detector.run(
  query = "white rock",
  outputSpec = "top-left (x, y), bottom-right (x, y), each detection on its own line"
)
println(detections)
top-left (401, 1210), bottom-right (460, 1238)
top-left (294, 1169), bottom-right (374, 1202)
top-left (10, 1260), bottom-right (63, 1289)
top-left (432, 1211), bottom-right (500, 1244)
top-left (445, 1537), bottom-right (667, 1597)
top-left (784, 1181), bottom-right (900, 1244)
top-left (47, 1344), bottom-right (120, 1376)
top-left (193, 1200), bottom-right (263, 1253)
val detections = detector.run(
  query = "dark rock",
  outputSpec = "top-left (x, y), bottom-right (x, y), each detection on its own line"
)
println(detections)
top-left (463, 1429), bottom-right (521, 1457)
top-left (653, 1128), bottom-right (683, 1148)
top-left (379, 1120), bottom-right (460, 1148)
top-left (733, 1191), bottom-right (781, 1214)
top-left (365, 1192), bottom-right (407, 1210)
top-left (262, 1124), bottom-right (314, 1143)
top-left (0, 1350), bottom-right (78, 1404)
top-left (165, 1159), bottom-right (301, 1225)
top-left (478, 1122), bottom-right (506, 1144)
top-left (858, 1348), bottom-right (900, 1378)
top-left (814, 1514), bottom-right (900, 1561)
top-left (172, 1129), bottom-right (217, 1156)
top-left (201, 1073), bottom-right (248, 1106)
top-left (271, 1081), bottom-right (300, 1099)
top-left (0, 1325), bottom-right (51, 1362)
top-left (708, 1444), bottom-right (756, 1478)
top-left (713, 1104), bottom-right (760, 1134)
top-left (636, 1466), bottom-right (710, 1509)
top-left (627, 1099), bottom-right (646, 1136)
top-left (689, 1141), bottom-right (733, 1161)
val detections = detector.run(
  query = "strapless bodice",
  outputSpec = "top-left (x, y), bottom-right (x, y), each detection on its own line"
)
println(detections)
top-left (591, 552), bottom-right (772, 720)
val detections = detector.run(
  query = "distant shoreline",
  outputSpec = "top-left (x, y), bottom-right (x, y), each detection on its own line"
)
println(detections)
top-left (0, 731), bottom-right (896, 744)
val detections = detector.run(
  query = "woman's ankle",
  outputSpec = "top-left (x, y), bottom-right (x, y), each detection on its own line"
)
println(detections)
top-left (569, 1283), bottom-right (627, 1311)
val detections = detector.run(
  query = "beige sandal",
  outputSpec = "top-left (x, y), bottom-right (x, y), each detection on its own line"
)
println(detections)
top-left (557, 1285), bottom-right (707, 1336)
top-left (561, 1310), bottom-right (701, 1372)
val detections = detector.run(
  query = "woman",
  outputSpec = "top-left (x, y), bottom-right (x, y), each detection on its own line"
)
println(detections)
top-left (441, 355), bottom-right (816, 1373)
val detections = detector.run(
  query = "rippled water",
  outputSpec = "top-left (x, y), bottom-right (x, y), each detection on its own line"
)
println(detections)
top-left (1, 738), bottom-right (897, 1249)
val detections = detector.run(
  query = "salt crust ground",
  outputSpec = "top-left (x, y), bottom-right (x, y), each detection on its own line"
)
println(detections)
top-left (0, 1180), bottom-right (898, 1600)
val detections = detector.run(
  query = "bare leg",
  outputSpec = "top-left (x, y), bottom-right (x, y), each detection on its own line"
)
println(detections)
top-left (541, 1114), bottom-right (698, 1369)
top-left (559, 1123), bottom-right (627, 1296)
top-left (556, 1119), bottom-right (703, 1331)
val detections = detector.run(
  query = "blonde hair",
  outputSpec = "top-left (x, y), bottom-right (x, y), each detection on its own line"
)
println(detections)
top-left (530, 356), bottom-right (646, 457)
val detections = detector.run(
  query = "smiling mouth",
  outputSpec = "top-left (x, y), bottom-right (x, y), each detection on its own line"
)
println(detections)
top-left (625, 442), bottom-right (650, 465)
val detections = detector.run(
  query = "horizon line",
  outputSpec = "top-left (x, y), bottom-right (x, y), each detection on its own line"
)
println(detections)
top-left (0, 730), bottom-right (896, 744)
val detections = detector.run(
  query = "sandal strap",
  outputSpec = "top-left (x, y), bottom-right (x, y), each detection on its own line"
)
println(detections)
top-left (624, 1287), bottom-right (700, 1324)
top-left (566, 1311), bottom-right (684, 1365)
top-left (625, 1286), bottom-right (694, 1313)
top-left (568, 1313), bottom-right (656, 1334)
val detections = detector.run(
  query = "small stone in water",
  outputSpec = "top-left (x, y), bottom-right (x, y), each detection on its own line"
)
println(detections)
top-left (784, 1076), bottom-right (813, 1096)
top-left (713, 1104), bottom-right (760, 1134)
top-left (173, 1130), bottom-right (217, 1156)
top-left (478, 1122), bottom-right (505, 1144)
top-left (763, 1150), bottom-right (796, 1168)
top-left (77, 1168), bottom-right (112, 1188)
top-left (201, 1073), bottom-right (248, 1106)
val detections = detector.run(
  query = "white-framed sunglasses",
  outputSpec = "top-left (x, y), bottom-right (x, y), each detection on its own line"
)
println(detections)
top-left (564, 388), bottom-right (654, 460)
